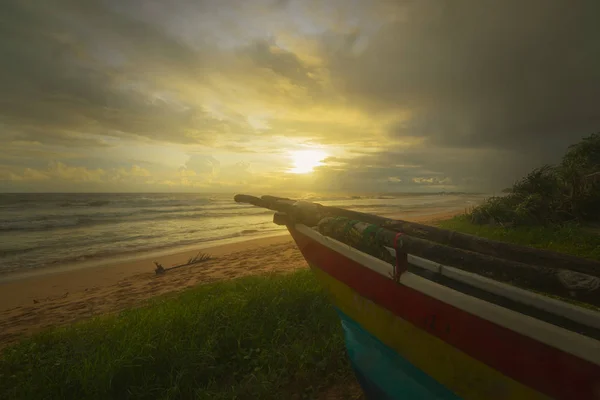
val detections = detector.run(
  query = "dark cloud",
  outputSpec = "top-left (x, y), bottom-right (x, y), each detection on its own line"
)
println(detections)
top-left (325, 0), bottom-right (600, 160)
top-left (313, 145), bottom-right (546, 192)
top-left (0, 0), bottom-right (242, 147)
top-left (241, 41), bottom-right (317, 89)
top-left (0, 0), bottom-right (334, 150)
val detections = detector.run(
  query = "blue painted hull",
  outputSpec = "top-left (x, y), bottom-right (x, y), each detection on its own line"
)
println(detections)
top-left (337, 309), bottom-right (461, 400)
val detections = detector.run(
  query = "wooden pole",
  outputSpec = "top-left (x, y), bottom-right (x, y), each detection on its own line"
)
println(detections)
top-left (234, 194), bottom-right (600, 278)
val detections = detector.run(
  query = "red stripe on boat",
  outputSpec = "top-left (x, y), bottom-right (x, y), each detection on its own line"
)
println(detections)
top-left (290, 229), bottom-right (600, 400)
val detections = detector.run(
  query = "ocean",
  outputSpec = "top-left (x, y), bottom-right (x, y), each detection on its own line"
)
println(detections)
top-left (0, 192), bottom-right (485, 277)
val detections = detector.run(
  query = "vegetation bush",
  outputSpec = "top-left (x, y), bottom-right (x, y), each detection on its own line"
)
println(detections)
top-left (471, 133), bottom-right (600, 226)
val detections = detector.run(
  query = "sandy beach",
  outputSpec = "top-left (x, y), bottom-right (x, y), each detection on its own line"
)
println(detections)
top-left (0, 209), bottom-right (461, 348)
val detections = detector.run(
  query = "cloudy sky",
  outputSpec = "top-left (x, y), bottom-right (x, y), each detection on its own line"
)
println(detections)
top-left (1, 0), bottom-right (598, 193)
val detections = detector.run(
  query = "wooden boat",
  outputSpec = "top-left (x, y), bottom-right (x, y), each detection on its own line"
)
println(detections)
top-left (234, 194), bottom-right (600, 399)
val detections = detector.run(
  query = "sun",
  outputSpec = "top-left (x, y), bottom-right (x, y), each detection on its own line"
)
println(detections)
top-left (288, 150), bottom-right (327, 174)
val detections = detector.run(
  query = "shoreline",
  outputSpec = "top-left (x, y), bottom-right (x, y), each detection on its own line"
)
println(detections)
top-left (0, 234), bottom-right (292, 311)
top-left (0, 208), bottom-right (463, 284)
top-left (0, 209), bottom-right (463, 348)
top-left (0, 234), bottom-right (302, 348)
top-left (0, 230), bottom-right (288, 284)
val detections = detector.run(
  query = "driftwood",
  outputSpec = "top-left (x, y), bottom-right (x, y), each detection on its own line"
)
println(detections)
top-left (154, 252), bottom-right (212, 275)
top-left (234, 194), bottom-right (600, 307)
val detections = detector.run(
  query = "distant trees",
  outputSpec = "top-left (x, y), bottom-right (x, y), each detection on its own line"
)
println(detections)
top-left (471, 133), bottom-right (600, 226)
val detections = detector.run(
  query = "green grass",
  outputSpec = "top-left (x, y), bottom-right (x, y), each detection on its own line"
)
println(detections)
top-left (438, 215), bottom-right (600, 261)
top-left (0, 270), bottom-right (359, 400)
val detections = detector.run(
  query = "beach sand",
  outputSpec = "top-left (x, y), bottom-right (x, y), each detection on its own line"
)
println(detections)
top-left (0, 209), bottom-right (461, 348)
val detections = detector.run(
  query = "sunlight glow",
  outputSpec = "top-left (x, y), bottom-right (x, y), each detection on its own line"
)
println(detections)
top-left (288, 150), bottom-right (327, 174)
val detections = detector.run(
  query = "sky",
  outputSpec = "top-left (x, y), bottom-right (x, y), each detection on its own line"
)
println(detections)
top-left (0, 0), bottom-right (599, 193)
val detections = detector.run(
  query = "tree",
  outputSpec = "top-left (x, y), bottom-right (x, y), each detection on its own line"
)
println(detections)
top-left (559, 133), bottom-right (600, 220)
top-left (471, 133), bottom-right (600, 225)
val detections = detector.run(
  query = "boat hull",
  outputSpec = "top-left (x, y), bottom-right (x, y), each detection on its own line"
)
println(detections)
top-left (288, 224), bottom-right (600, 400)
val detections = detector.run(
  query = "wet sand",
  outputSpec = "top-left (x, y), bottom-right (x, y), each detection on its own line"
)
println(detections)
top-left (0, 209), bottom-right (462, 348)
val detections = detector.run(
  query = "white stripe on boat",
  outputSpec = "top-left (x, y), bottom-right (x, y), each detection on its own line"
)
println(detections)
top-left (295, 224), bottom-right (600, 366)
top-left (402, 251), bottom-right (600, 331)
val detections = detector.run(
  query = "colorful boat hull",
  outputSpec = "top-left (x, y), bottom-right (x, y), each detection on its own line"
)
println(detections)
top-left (288, 224), bottom-right (600, 400)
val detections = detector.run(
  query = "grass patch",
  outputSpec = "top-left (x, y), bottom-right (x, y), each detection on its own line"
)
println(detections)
top-left (0, 270), bottom-right (357, 400)
top-left (439, 215), bottom-right (600, 261)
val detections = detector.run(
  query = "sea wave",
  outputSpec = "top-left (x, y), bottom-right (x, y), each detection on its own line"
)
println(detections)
top-left (59, 200), bottom-right (112, 207)
top-left (0, 196), bottom-right (464, 233)
top-left (0, 208), bottom-right (273, 232)
top-left (0, 194), bottom-right (217, 210)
